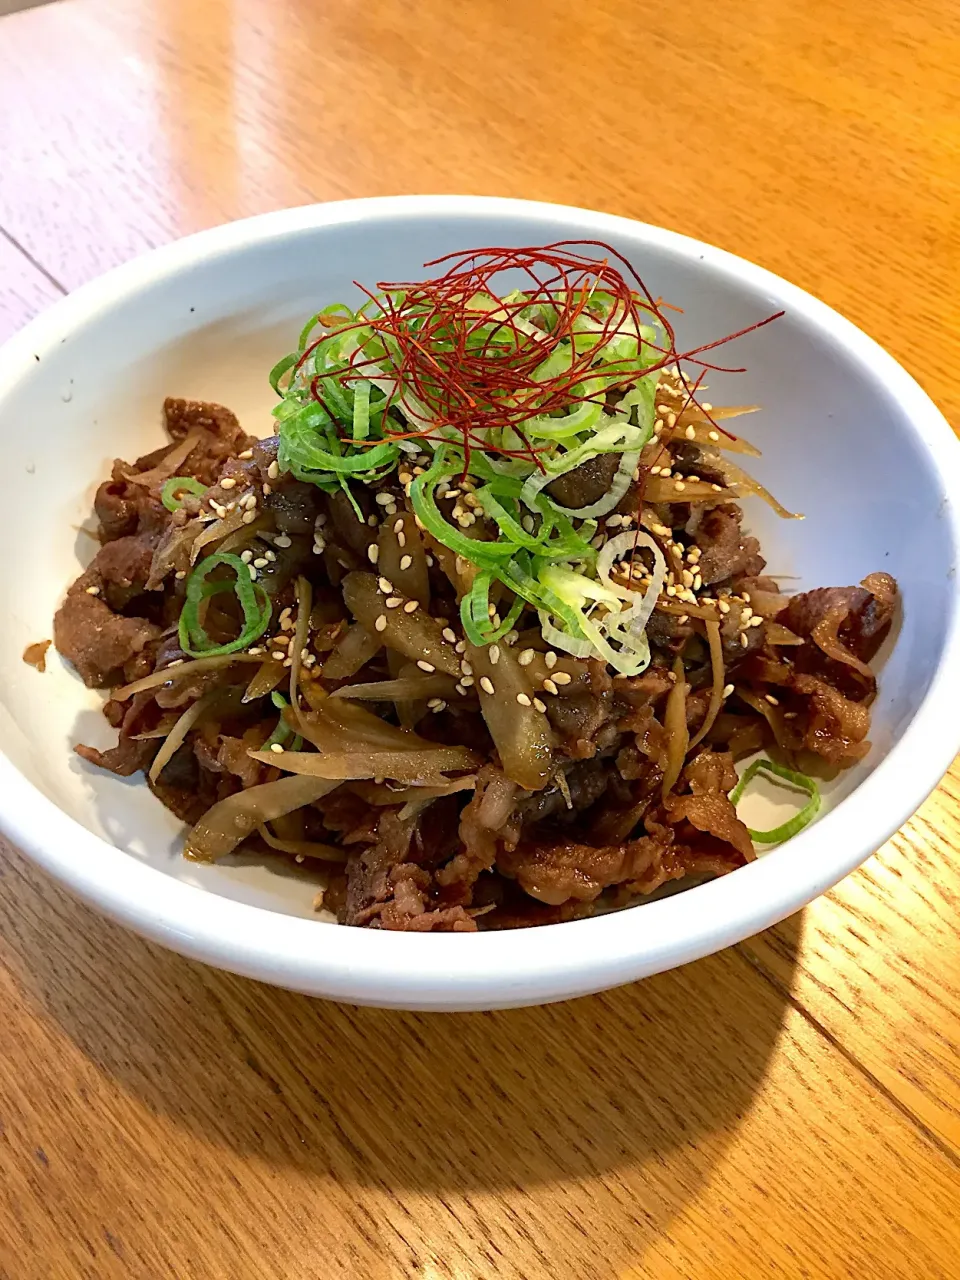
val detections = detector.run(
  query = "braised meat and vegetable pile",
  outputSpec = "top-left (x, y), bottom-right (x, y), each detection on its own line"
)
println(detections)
top-left (51, 244), bottom-right (897, 930)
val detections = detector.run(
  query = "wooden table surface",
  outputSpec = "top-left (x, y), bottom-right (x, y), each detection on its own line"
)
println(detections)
top-left (1, 1), bottom-right (959, 1276)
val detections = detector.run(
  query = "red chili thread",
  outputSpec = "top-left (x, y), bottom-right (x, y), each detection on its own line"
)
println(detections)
top-left (294, 243), bottom-right (782, 477)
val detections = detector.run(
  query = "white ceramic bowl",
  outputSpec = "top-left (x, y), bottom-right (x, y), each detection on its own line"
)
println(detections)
top-left (1, 196), bottom-right (958, 1010)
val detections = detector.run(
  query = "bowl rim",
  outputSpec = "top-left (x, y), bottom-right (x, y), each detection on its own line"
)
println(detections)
top-left (1, 193), bottom-right (959, 1009)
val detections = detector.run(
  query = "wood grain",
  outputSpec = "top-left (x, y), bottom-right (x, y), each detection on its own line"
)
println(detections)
top-left (0, 0), bottom-right (957, 419)
top-left (742, 765), bottom-right (960, 1157)
top-left (1, 0), bottom-right (960, 1275)
top-left (2, 843), bottom-right (960, 1280)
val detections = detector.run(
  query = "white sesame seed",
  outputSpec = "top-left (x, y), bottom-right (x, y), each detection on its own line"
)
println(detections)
top-left (606, 514), bottom-right (624, 528)
top-left (455, 640), bottom-right (466, 654)
top-left (723, 684), bottom-right (735, 698)
top-left (479, 676), bottom-right (495, 695)
top-left (250, 557), bottom-right (267, 570)
top-left (85, 585), bottom-right (100, 595)
top-left (533, 697), bottom-right (547, 713)
top-left (386, 597), bottom-right (402, 609)
top-left (397, 531), bottom-right (406, 548)
top-left (542, 678), bottom-right (559, 695)
top-left (711, 483), bottom-right (724, 492)
top-left (375, 492), bottom-right (393, 506)
top-left (544, 650), bottom-right (557, 669)
top-left (682, 569), bottom-right (695, 588)
top-left (461, 676), bottom-right (474, 688)
top-left (518, 648), bottom-right (535, 667)
top-left (708, 430), bottom-right (720, 442)
top-left (718, 600), bottom-right (731, 614)
top-left (238, 449), bottom-right (254, 460)
top-left (442, 627), bottom-right (457, 644)
top-left (271, 651), bottom-right (286, 662)
top-left (399, 554), bottom-right (413, 571)
top-left (239, 549), bottom-right (253, 564)
top-left (650, 466), bottom-right (663, 476)
top-left (741, 593), bottom-right (751, 603)
top-left (266, 460), bottom-right (280, 481)
top-left (552, 671), bottom-right (572, 685)
top-left (678, 614), bottom-right (689, 624)
top-left (765, 693), bottom-right (779, 705)
top-left (455, 683), bottom-right (468, 696)
top-left (652, 523), bottom-right (671, 537)
top-left (376, 577), bottom-right (393, 595)
top-left (741, 632), bottom-right (750, 648)
top-left (240, 510), bottom-right (256, 525)
top-left (366, 544), bottom-right (379, 566)
top-left (674, 480), bottom-right (686, 492)
top-left (487, 644), bottom-right (500, 665)
top-left (685, 425), bottom-right (696, 440)
top-left (175, 570), bottom-right (186, 580)
top-left (461, 661), bottom-right (473, 676)
top-left (657, 404), bottom-right (670, 418)
top-left (312, 538), bottom-right (325, 554)
top-left (270, 743), bottom-right (285, 754)
top-left (522, 515), bottom-right (535, 534)
top-left (274, 534), bottom-right (292, 549)
top-left (403, 600), bottom-right (418, 613)
top-left (220, 476), bottom-right (237, 490)
top-left (702, 402), bottom-right (713, 412)
top-left (418, 660), bottom-right (436, 673)
top-left (374, 615), bottom-right (387, 632)
top-left (750, 615), bottom-right (764, 627)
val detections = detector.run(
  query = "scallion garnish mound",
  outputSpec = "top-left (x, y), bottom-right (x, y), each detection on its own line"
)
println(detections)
top-left (268, 242), bottom-right (781, 671)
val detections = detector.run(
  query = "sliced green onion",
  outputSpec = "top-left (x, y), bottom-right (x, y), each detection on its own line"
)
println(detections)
top-left (410, 450), bottom-right (516, 569)
top-left (269, 352), bottom-right (297, 396)
top-left (729, 758), bottom-right (821, 844)
top-left (161, 476), bottom-right (208, 512)
top-left (352, 379), bottom-right (371, 441)
top-left (178, 552), bottom-right (272, 658)
top-left (459, 571), bottom-right (525, 646)
top-left (263, 692), bottom-right (303, 752)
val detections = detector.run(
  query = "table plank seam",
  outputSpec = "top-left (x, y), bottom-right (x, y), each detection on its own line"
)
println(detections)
top-left (0, 226), bottom-right (68, 299)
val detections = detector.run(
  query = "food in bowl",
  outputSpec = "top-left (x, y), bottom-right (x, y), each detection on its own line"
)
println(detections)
top-left (51, 242), bottom-right (898, 931)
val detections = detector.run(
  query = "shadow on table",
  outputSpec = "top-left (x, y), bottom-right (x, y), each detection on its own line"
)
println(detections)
top-left (3, 848), bottom-right (801, 1210)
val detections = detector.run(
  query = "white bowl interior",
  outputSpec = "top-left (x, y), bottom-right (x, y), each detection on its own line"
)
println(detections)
top-left (0, 205), bottom-right (952, 924)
